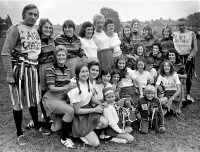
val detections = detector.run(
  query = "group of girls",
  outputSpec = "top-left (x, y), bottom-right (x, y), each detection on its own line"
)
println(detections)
top-left (26, 12), bottom-right (190, 149)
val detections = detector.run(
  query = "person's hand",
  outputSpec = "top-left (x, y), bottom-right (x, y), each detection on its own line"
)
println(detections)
top-left (167, 98), bottom-right (173, 111)
top-left (66, 82), bottom-right (77, 91)
top-left (7, 73), bottom-right (15, 86)
top-left (135, 55), bottom-right (139, 60)
top-left (121, 129), bottom-right (126, 134)
top-left (94, 105), bottom-right (103, 113)
top-left (139, 94), bottom-right (143, 98)
top-left (187, 55), bottom-right (193, 62)
top-left (159, 126), bottom-right (166, 133)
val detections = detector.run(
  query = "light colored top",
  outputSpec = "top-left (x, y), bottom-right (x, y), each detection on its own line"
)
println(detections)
top-left (103, 104), bottom-right (122, 133)
top-left (132, 70), bottom-right (151, 88)
top-left (93, 83), bottom-right (112, 102)
top-left (68, 81), bottom-right (94, 107)
top-left (149, 68), bottom-right (157, 83)
top-left (79, 37), bottom-right (98, 61)
top-left (156, 73), bottom-right (181, 91)
top-left (173, 30), bottom-right (193, 55)
top-left (118, 68), bottom-right (137, 88)
top-left (108, 33), bottom-right (122, 57)
top-left (93, 31), bottom-right (110, 50)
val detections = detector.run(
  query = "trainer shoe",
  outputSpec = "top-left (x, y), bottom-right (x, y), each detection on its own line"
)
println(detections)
top-left (39, 127), bottom-right (51, 136)
top-left (17, 135), bottom-right (28, 146)
top-left (61, 138), bottom-right (76, 148)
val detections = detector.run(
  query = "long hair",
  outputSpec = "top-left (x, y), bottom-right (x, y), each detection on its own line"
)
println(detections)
top-left (38, 18), bottom-right (53, 37)
top-left (134, 43), bottom-right (147, 57)
top-left (162, 25), bottom-right (173, 40)
top-left (134, 58), bottom-right (147, 71)
top-left (79, 21), bottom-right (94, 38)
top-left (75, 63), bottom-right (90, 94)
top-left (122, 23), bottom-right (132, 39)
top-left (159, 60), bottom-right (175, 77)
top-left (167, 48), bottom-right (181, 64)
top-left (115, 54), bottom-right (128, 78)
top-left (143, 25), bottom-right (154, 40)
top-left (110, 69), bottom-right (121, 83)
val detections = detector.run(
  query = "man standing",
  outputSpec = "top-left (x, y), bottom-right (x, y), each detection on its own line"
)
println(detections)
top-left (1, 4), bottom-right (50, 145)
top-left (173, 19), bottom-right (198, 102)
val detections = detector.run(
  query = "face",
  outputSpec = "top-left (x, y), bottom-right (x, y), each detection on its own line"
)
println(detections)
top-left (23, 8), bottom-right (39, 27)
top-left (89, 65), bottom-right (99, 80)
top-left (168, 52), bottom-right (176, 63)
top-left (85, 26), bottom-right (93, 39)
top-left (124, 27), bottom-right (131, 37)
top-left (178, 21), bottom-right (186, 33)
top-left (163, 62), bottom-right (171, 73)
top-left (137, 46), bottom-right (144, 56)
top-left (162, 48), bottom-right (168, 54)
top-left (95, 18), bottom-right (104, 32)
top-left (163, 29), bottom-right (170, 38)
top-left (41, 22), bottom-right (53, 38)
top-left (112, 74), bottom-right (120, 84)
top-left (63, 26), bottom-right (74, 37)
top-left (102, 73), bottom-right (111, 84)
top-left (107, 23), bottom-right (115, 33)
top-left (56, 50), bottom-right (66, 65)
top-left (153, 45), bottom-right (159, 55)
top-left (143, 29), bottom-right (149, 37)
top-left (118, 59), bottom-right (126, 70)
top-left (137, 61), bottom-right (144, 72)
top-left (145, 91), bottom-right (155, 100)
top-left (132, 21), bottom-right (139, 32)
top-left (105, 92), bottom-right (115, 104)
top-left (79, 66), bottom-right (89, 81)
top-left (146, 64), bottom-right (153, 71)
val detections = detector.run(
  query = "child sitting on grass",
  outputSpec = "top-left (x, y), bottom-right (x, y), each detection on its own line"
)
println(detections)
top-left (135, 85), bottom-right (166, 134)
top-left (102, 87), bottom-right (134, 143)
top-left (146, 58), bottom-right (158, 85)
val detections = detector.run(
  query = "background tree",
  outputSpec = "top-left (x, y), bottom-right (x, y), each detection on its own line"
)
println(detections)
top-left (100, 7), bottom-right (122, 33)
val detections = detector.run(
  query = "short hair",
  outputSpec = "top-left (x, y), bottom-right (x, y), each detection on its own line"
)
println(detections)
top-left (143, 25), bottom-right (154, 39)
top-left (134, 43), bottom-right (146, 57)
top-left (135, 58), bottom-right (147, 70)
top-left (54, 45), bottom-right (68, 57)
top-left (62, 20), bottom-right (75, 32)
top-left (22, 4), bottom-right (39, 20)
top-left (152, 41), bottom-right (161, 50)
top-left (88, 60), bottom-right (100, 80)
top-left (100, 69), bottom-right (110, 78)
top-left (79, 21), bottom-right (94, 38)
top-left (122, 23), bottom-right (132, 37)
top-left (38, 18), bottom-right (53, 37)
top-left (131, 19), bottom-right (140, 27)
top-left (93, 13), bottom-right (105, 25)
top-left (146, 58), bottom-right (154, 65)
top-left (159, 60), bottom-right (175, 76)
top-left (110, 69), bottom-right (121, 80)
top-left (144, 85), bottom-right (156, 95)
top-left (104, 18), bottom-right (115, 31)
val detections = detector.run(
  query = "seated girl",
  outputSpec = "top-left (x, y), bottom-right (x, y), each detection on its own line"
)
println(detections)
top-left (110, 69), bottom-right (121, 100)
top-left (102, 87), bottom-right (134, 143)
top-left (146, 58), bottom-right (158, 85)
top-left (135, 85), bottom-right (166, 134)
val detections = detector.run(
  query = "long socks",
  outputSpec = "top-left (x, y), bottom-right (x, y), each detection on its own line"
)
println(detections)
top-left (61, 121), bottom-right (72, 140)
top-left (13, 109), bottom-right (23, 137)
top-left (29, 106), bottom-right (39, 130)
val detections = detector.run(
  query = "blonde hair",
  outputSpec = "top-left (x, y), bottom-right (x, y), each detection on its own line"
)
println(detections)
top-left (54, 45), bottom-right (68, 56)
top-left (144, 85), bottom-right (156, 95)
top-left (93, 13), bottom-right (105, 25)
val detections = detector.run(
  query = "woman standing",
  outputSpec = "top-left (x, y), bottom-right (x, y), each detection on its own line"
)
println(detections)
top-left (68, 63), bottom-right (108, 147)
top-left (92, 13), bottom-right (114, 71)
top-left (131, 19), bottom-right (142, 50)
top-left (79, 21), bottom-right (98, 62)
top-left (105, 18), bottom-right (122, 62)
top-left (55, 20), bottom-right (87, 77)
top-left (42, 45), bottom-right (77, 148)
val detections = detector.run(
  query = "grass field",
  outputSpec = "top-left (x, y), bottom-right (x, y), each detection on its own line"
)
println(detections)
top-left (0, 37), bottom-right (200, 152)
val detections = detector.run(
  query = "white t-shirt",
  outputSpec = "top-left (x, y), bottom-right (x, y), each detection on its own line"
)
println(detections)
top-left (68, 81), bottom-right (94, 107)
top-left (93, 83), bottom-right (112, 102)
top-left (93, 31), bottom-right (110, 50)
top-left (118, 68), bottom-right (137, 88)
top-left (132, 70), bottom-right (151, 88)
top-left (156, 73), bottom-right (181, 91)
top-left (103, 104), bottom-right (122, 133)
top-left (108, 33), bottom-right (122, 57)
top-left (79, 37), bottom-right (98, 61)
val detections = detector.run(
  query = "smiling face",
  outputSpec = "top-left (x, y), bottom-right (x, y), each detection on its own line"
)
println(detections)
top-left (85, 26), bottom-right (94, 39)
top-left (95, 18), bottom-right (104, 32)
top-left (137, 60), bottom-right (145, 72)
top-left (145, 91), bottom-right (155, 100)
top-left (23, 8), bottom-right (39, 27)
top-left (137, 46), bottom-right (144, 56)
top-left (112, 73), bottom-right (120, 84)
top-left (153, 45), bottom-right (159, 55)
top-left (102, 73), bottom-right (111, 85)
top-left (124, 27), bottom-right (131, 38)
top-left (41, 22), bottom-right (53, 38)
top-left (117, 59), bottom-right (126, 70)
top-left (89, 65), bottom-right (99, 80)
top-left (132, 21), bottom-right (139, 32)
top-left (168, 52), bottom-right (176, 63)
top-left (106, 23), bottom-right (115, 34)
top-left (105, 92), bottom-right (115, 104)
top-left (63, 26), bottom-right (74, 37)
top-left (79, 66), bottom-right (89, 82)
top-left (56, 50), bottom-right (66, 66)
top-left (163, 29), bottom-right (170, 38)
top-left (163, 61), bottom-right (171, 74)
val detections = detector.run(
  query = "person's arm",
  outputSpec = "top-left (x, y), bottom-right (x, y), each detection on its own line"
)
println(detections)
top-left (1, 26), bottom-right (19, 84)
top-left (187, 32), bottom-right (198, 61)
top-left (134, 77), bottom-right (143, 97)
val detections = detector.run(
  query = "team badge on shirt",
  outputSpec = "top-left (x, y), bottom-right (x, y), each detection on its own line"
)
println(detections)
top-left (141, 104), bottom-right (148, 110)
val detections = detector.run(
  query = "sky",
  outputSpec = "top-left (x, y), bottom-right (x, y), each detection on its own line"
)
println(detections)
top-left (0, 0), bottom-right (199, 25)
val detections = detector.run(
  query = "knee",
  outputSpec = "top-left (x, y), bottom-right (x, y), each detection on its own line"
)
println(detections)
top-left (13, 105), bottom-right (21, 110)
top-left (99, 117), bottom-right (108, 128)
top-left (127, 135), bottom-right (135, 143)
top-left (64, 107), bottom-right (74, 118)
top-left (88, 139), bottom-right (100, 147)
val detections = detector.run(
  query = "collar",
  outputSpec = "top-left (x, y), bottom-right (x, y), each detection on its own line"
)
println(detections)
top-left (53, 62), bottom-right (68, 69)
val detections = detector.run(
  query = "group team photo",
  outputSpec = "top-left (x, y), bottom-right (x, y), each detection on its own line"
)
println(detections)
top-left (0, 1), bottom-right (200, 152)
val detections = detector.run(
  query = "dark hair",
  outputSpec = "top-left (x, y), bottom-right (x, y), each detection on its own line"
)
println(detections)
top-left (134, 43), bottom-right (147, 57)
top-left (75, 63), bottom-right (90, 94)
top-left (115, 54), bottom-right (128, 78)
top-left (22, 4), bottom-right (39, 20)
top-left (159, 60), bottom-right (175, 76)
top-left (38, 18), bottom-right (53, 37)
top-left (79, 21), bottom-right (94, 38)
top-left (167, 48), bottom-right (181, 64)
top-left (162, 25), bottom-right (173, 40)
top-left (143, 25), bottom-right (154, 39)
top-left (152, 41), bottom-right (161, 50)
top-left (104, 18), bottom-right (115, 31)
top-left (131, 19), bottom-right (140, 27)
top-left (88, 61), bottom-right (100, 80)
top-left (110, 69), bottom-right (121, 82)
top-left (122, 23), bottom-right (132, 38)
top-left (62, 20), bottom-right (75, 32)
top-left (100, 69), bottom-right (110, 79)
top-left (146, 58), bottom-right (154, 65)
top-left (135, 58), bottom-right (147, 70)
